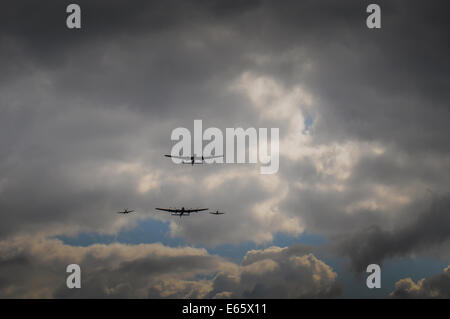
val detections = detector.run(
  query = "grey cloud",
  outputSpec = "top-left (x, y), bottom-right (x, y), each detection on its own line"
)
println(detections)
top-left (209, 245), bottom-right (342, 298)
top-left (390, 265), bottom-right (450, 299)
top-left (0, 238), bottom-right (340, 298)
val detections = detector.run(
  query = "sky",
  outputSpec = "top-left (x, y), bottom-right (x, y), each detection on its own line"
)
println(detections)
top-left (1, 0), bottom-right (450, 298)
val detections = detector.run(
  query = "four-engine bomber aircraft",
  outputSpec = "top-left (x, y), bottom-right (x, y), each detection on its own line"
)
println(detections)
top-left (209, 210), bottom-right (225, 215)
top-left (117, 209), bottom-right (135, 214)
top-left (164, 154), bottom-right (223, 166)
top-left (155, 207), bottom-right (209, 218)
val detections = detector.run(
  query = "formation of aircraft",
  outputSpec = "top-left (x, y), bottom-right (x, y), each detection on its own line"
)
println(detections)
top-left (164, 154), bottom-right (223, 166)
top-left (155, 207), bottom-right (209, 218)
top-left (209, 210), bottom-right (225, 215)
top-left (115, 154), bottom-right (227, 217)
top-left (117, 209), bottom-right (135, 214)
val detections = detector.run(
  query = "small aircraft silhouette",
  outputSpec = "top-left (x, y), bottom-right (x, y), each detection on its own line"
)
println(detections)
top-left (209, 210), bottom-right (225, 215)
top-left (164, 154), bottom-right (223, 166)
top-left (155, 207), bottom-right (209, 218)
top-left (117, 209), bottom-right (135, 214)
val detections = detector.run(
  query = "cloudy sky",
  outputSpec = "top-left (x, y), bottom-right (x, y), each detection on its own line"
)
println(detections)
top-left (1, 0), bottom-right (450, 298)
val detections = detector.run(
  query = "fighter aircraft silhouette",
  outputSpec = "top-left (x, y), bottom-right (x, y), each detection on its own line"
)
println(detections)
top-left (155, 207), bottom-right (209, 218)
top-left (209, 210), bottom-right (225, 215)
top-left (117, 209), bottom-right (135, 214)
top-left (164, 154), bottom-right (223, 166)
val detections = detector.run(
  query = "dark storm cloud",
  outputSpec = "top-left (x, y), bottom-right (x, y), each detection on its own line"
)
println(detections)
top-left (280, 145), bottom-right (450, 237)
top-left (3, 0), bottom-right (450, 132)
top-left (336, 194), bottom-right (450, 272)
top-left (0, 0), bottom-right (264, 112)
top-left (2, 0), bottom-right (447, 122)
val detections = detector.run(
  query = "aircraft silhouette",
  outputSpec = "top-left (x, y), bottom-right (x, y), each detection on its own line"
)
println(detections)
top-left (117, 209), bottom-right (135, 214)
top-left (155, 207), bottom-right (209, 218)
top-left (164, 154), bottom-right (223, 166)
top-left (209, 210), bottom-right (225, 215)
